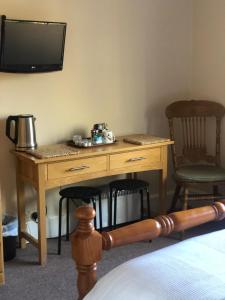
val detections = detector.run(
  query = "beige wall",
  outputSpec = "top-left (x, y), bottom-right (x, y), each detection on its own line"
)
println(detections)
top-left (0, 0), bottom-right (192, 215)
top-left (192, 0), bottom-right (225, 166)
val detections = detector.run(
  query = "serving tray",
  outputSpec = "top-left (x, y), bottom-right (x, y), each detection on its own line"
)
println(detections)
top-left (67, 139), bottom-right (117, 148)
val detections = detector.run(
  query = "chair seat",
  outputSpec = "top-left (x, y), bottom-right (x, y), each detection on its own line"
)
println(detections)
top-left (109, 179), bottom-right (149, 191)
top-left (59, 186), bottom-right (101, 202)
top-left (175, 165), bottom-right (225, 183)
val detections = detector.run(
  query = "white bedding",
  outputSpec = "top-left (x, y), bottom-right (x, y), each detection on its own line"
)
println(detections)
top-left (85, 229), bottom-right (225, 300)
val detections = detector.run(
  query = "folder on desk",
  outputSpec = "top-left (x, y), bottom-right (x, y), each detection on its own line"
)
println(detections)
top-left (26, 144), bottom-right (79, 159)
top-left (123, 134), bottom-right (170, 145)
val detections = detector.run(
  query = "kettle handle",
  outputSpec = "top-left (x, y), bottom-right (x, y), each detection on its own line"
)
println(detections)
top-left (6, 115), bottom-right (18, 144)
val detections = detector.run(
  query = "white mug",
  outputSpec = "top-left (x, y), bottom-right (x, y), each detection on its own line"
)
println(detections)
top-left (72, 135), bottom-right (82, 144)
top-left (103, 130), bottom-right (115, 144)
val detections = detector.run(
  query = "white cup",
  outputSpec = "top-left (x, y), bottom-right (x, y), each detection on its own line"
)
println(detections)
top-left (103, 130), bottom-right (115, 143)
top-left (72, 135), bottom-right (82, 144)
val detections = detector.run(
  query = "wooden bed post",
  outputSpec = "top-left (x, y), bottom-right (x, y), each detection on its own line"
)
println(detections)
top-left (102, 202), bottom-right (225, 249)
top-left (71, 206), bottom-right (102, 300)
top-left (72, 201), bottom-right (225, 299)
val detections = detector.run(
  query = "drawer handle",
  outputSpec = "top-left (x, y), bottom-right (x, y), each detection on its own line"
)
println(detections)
top-left (127, 157), bottom-right (146, 162)
top-left (66, 165), bottom-right (90, 172)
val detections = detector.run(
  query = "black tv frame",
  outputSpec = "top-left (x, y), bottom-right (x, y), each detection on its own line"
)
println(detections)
top-left (0, 15), bottom-right (67, 73)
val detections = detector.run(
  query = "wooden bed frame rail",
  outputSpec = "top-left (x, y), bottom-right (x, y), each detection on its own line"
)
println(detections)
top-left (71, 201), bottom-right (225, 300)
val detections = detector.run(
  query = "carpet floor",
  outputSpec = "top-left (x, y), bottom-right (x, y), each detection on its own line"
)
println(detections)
top-left (1, 219), bottom-right (224, 300)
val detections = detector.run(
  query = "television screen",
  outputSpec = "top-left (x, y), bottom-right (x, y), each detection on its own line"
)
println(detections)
top-left (0, 17), bottom-right (67, 72)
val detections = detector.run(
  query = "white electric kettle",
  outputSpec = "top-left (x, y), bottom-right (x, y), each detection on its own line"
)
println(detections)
top-left (6, 114), bottom-right (37, 150)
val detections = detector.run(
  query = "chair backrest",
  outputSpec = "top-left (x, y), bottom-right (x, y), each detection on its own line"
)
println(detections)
top-left (165, 100), bottom-right (225, 169)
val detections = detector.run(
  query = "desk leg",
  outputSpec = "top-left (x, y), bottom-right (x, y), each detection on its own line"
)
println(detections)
top-left (159, 146), bottom-right (168, 215)
top-left (16, 160), bottom-right (26, 249)
top-left (36, 164), bottom-right (47, 266)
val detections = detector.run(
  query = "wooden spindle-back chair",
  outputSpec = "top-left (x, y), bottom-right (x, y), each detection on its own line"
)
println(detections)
top-left (166, 100), bottom-right (225, 212)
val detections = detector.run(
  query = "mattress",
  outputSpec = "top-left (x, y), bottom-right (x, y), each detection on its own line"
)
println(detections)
top-left (85, 229), bottom-right (225, 300)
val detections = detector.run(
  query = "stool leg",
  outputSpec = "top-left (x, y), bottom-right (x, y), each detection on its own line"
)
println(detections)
top-left (109, 188), bottom-right (113, 230)
top-left (146, 187), bottom-right (151, 218)
top-left (58, 197), bottom-right (64, 255)
top-left (92, 198), bottom-right (97, 229)
top-left (113, 190), bottom-right (118, 229)
top-left (66, 198), bottom-right (70, 241)
top-left (144, 187), bottom-right (152, 243)
top-left (98, 193), bottom-right (102, 232)
top-left (140, 189), bottom-right (144, 220)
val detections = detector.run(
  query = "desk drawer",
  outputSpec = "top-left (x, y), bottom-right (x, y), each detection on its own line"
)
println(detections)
top-left (110, 148), bottom-right (161, 170)
top-left (48, 156), bottom-right (107, 180)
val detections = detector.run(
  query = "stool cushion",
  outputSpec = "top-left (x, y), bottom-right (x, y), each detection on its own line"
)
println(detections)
top-left (109, 179), bottom-right (149, 191)
top-left (59, 186), bottom-right (101, 202)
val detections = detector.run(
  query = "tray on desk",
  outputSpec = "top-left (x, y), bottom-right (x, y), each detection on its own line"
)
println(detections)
top-left (67, 139), bottom-right (117, 148)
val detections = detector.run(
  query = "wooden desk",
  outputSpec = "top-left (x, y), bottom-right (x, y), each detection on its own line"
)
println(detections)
top-left (14, 136), bottom-right (173, 266)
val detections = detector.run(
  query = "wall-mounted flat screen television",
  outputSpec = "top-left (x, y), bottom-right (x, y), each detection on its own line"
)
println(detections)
top-left (0, 15), bottom-right (67, 73)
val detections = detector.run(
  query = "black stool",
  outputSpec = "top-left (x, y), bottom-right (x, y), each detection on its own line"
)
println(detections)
top-left (109, 179), bottom-right (151, 229)
top-left (58, 186), bottom-right (102, 255)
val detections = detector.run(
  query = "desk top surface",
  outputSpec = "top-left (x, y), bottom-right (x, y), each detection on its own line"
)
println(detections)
top-left (13, 135), bottom-right (173, 164)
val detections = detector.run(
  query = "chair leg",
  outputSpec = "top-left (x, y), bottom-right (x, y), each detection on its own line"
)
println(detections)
top-left (98, 193), bottom-right (102, 232)
top-left (58, 197), bottom-right (64, 255)
top-left (169, 185), bottom-right (181, 212)
top-left (140, 189), bottom-right (144, 220)
top-left (179, 187), bottom-right (189, 241)
top-left (213, 185), bottom-right (219, 201)
top-left (146, 187), bottom-right (151, 218)
top-left (113, 191), bottom-right (118, 229)
top-left (183, 187), bottom-right (189, 211)
top-left (66, 198), bottom-right (70, 241)
top-left (92, 198), bottom-right (97, 229)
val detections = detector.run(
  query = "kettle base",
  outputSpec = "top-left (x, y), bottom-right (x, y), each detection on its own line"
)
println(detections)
top-left (15, 145), bottom-right (37, 151)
